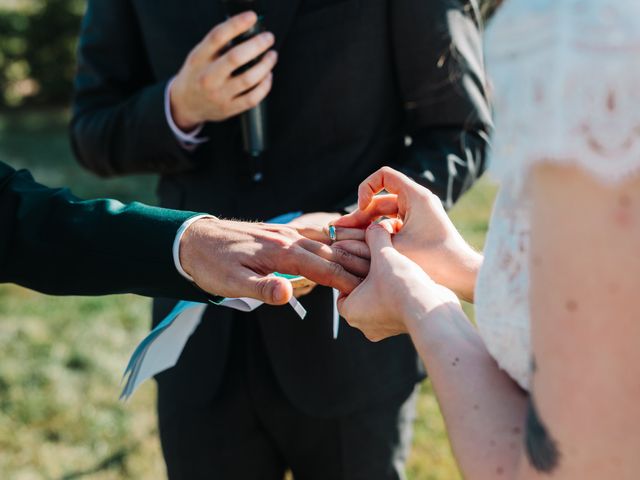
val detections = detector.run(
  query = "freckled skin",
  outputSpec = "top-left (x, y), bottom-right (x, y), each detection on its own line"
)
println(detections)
top-left (565, 300), bottom-right (578, 313)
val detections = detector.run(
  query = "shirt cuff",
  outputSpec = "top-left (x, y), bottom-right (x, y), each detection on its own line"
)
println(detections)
top-left (172, 214), bottom-right (217, 283)
top-left (164, 78), bottom-right (209, 151)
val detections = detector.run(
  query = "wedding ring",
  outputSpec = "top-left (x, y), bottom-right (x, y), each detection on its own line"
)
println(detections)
top-left (328, 225), bottom-right (337, 243)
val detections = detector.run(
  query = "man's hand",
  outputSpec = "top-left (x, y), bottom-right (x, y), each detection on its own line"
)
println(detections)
top-left (287, 212), bottom-right (369, 297)
top-left (170, 12), bottom-right (278, 131)
top-left (179, 217), bottom-right (369, 305)
top-left (288, 212), bottom-right (366, 245)
top-left (333, 167), bottom-right (481, 302)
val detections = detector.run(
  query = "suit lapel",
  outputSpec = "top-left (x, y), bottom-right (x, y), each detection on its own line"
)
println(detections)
top-left (265, 0), bottom-right (303, 49)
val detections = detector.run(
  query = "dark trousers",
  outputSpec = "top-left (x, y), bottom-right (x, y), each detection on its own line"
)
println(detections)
top-left (157, 314), bottom-right (418, 480)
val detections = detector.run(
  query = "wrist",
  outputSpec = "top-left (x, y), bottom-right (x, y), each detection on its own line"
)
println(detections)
top-left (402, 293), bottom-right (466, 354)
top-left (449, 247), bottom-right (483, 303)
top-left (176, 215), bottom-right (218, 282)
top-left (428, 242), bottom-right (482, 303)
top-left (170, 77), bottom-right (201, 131)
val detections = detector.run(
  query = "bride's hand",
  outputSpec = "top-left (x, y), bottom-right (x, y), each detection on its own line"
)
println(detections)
top-left (338, 222), bottom-right (460, 342)
top-left (333, 167), bottom-right (481, 302)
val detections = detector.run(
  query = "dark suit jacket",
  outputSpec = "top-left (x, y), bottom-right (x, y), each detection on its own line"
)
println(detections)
top-left (0, 161), bottom-right (207, 301)
top-left (71, 0), bottom-right (492, 417)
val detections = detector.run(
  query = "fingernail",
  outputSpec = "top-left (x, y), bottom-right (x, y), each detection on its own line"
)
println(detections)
top-left (273, 284), bottom-right (287, 303)
top-left (262, 32), bottom-right (275, 43)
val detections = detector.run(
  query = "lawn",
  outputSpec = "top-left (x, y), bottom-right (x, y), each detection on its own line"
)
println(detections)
top-left (0, 111), bottom-right (497, 480)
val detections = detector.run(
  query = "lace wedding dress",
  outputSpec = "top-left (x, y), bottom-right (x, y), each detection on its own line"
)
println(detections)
top-left (475, 0), bottom-right (640, 390)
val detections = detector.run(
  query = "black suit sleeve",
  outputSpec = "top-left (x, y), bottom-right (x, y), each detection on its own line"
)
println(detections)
top-left (0, 161), bottom-right (210, 301)
top-left (389, 0), bottom-right (493, 208)
top-left (70, 0), bottom-right (196, 177)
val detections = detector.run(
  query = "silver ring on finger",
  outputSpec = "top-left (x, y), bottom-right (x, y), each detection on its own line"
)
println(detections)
top-left (328, 225), bottom-right (338, 244)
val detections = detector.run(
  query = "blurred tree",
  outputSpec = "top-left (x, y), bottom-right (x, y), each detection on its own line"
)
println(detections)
top-left (0, 0), bottom-right (85, 108)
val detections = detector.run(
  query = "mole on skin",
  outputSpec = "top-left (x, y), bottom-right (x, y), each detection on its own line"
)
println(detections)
top-left (614, 194), bottom-right (633, 227)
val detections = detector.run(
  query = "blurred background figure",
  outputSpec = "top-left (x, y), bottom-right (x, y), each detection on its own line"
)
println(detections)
top-left (0, 0), bottom-right (494, 478)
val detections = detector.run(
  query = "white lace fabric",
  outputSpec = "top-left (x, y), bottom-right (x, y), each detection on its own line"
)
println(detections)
top-left (475, 0), bottom-right (640, 390)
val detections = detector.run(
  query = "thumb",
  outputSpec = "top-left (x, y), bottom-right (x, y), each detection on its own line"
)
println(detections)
top-left (365, 223), bottom-right (394, 254)
top-left (247, 274), bottom-right (293, 305)
top-left (378, 218), bottom-right (403, 234)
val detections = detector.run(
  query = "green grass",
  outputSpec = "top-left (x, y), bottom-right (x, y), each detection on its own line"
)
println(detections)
top-left (0, 111), bottom-right (497, 479)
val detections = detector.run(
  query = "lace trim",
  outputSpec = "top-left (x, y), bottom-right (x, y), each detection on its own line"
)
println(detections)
top-left (486, 0), bottom-right (640, 186)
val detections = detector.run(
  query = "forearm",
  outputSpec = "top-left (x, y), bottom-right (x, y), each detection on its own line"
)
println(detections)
top-left (437, 247), bottom-right (482, 303)
top-left (0, 168), bottom-right (206, 300)
top-left (406, 302), bottom-right (527, 479)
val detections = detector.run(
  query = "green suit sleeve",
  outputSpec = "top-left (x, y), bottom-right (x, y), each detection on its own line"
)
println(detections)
top-left (0, 161), bottom-right (210, 301)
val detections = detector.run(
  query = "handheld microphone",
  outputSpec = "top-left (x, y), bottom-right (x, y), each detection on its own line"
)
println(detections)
top-left (222, 0), bottom-right (268, 182)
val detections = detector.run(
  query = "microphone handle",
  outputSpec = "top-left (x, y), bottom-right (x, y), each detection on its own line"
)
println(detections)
top-left (228, 18), bottom-right (268, 180)
top-left (241, 101), bottom-right (267, 158)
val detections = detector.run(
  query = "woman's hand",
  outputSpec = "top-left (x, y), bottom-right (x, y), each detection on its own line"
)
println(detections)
top-left (337, 222), bottom-right (460, 342)
top-left (333, 167), bottom-right (481, 302)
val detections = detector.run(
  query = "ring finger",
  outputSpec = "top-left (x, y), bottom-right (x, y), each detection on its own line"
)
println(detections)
top-left (324, 225), bottom-right (366, 244)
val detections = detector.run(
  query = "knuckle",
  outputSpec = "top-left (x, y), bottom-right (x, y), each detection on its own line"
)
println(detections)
top-left (257, 280), bottom-right (271, 300)
top-left (227, 48), bottom-right (244, 68)
top-left (240, 72), bottom-right (256, 89)
top-left (273, 235), bottom-right (292, 249)
top-left (280, 226), bottom-right (299, 239)
top-left (334, 247), bottom-right (352, 262)
top-left (329, 261), bottom-right (345, 277)
top-left (256, 33), bottom-right (270, 48)
top-left (208, 28), bottom-right (225, 48)
top-left (229, 15), bottom-right (246, 32)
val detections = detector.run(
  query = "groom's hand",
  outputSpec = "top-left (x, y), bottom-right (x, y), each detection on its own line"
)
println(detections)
top-left (288, 211), bottom-right (367, 245)
top-left (179, 217), bottom-right (369, 305)
top-left (287, 212), bottom-right (369, 297)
